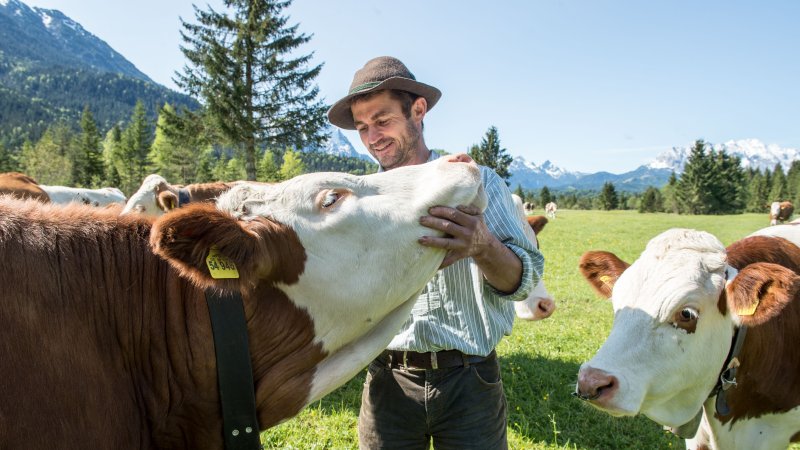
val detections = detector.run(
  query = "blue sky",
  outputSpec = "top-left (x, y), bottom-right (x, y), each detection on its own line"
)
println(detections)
top-left (25, 0), bottom-right (800, 173)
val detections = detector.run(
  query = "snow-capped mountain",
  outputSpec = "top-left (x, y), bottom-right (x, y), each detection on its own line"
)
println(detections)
top-left (302, 124), bottom-right (374, 162)
top-left (648, 139), bottom-right (800, 173)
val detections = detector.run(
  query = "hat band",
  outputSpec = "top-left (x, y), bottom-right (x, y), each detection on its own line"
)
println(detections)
top-left (348, 81), bottom-right (382, 95)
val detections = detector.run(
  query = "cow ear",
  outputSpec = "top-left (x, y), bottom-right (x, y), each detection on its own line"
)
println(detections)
top-left (157, 191), bottom-right (179, 212)
top-left (726, 262), bottom-right (800, 326)
top-left (579, 251), bottom-right (631, 298)
top-left (149, 203), bottom-right (305, 291)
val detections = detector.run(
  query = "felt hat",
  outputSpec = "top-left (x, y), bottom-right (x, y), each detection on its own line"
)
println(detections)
top-left (327, 56), bottom-right (441, 130)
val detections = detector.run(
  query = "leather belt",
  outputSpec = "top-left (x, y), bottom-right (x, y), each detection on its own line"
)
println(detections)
top-left (382, 349), bottom-right (495, 370)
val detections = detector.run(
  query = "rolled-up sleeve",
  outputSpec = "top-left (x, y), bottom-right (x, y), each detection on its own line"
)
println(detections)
top-left (479, 168), bottom-right (544, 302)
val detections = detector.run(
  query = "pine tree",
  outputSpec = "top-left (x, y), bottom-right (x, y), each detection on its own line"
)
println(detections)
top-left (745, 169), bottom-right (769, 212)
top-left (676, 140), bottom-right (716, 214)
top-left (661, 172), bottom-right (680, 213)
top-left (257, 149), bottom-right (281, 181)
top-left (149, 104), bottom-right (199, 184)
top-left (540, 186), bottom-right (553, 206)
top-left (118, 101), bottom-right (153, 194)
top-left (768, 163), bottom-right (788, 202)
top-left (279, 148), bottom-right (305, 180)
top-left (639, 186), bottom-right (662, 213)
top-left (77, 106), bottom-right (104, 187)
top-left (176, 0), bottom-right (327, 180)
top-left (599, 182), bottom-right (619, 210)
top-left (102, 125), bottom-right (123, 190)
top-left (21, 124), bottom-right (74, 185)
top-left (708, 149), bottom-right (746, 214)
top-left (467, 126), bottom-right (513, 184)
top-left (0, 143), bottom-right (19, 172)
top-left (787, 161), bottom-right (800, 205)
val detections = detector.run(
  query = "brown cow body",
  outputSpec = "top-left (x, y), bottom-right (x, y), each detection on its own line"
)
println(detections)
top-left (0, 171), bottom-right (50, 202)
top-left (770, 201), bottom-right (794, 225)
top-left (0, 156), bottom-right (487, 449)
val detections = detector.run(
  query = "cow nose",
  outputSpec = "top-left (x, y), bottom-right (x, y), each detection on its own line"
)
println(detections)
top-left (575, 367), bottom-right (618, 402)
top-left (442, 153), bottom-right (475, 165)
top-left (535, 298), bottom-right (556, 319)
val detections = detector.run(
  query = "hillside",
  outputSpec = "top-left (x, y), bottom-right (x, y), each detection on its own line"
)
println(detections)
top-left (0, 0), bottom-right (198, 148)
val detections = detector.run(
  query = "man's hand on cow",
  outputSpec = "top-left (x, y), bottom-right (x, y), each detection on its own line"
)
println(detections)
top-left (418, 204), bottom-right (495, 269)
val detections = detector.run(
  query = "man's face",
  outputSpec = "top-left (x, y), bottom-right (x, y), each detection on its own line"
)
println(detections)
top-left (351, 91), bottom-right (422, 171)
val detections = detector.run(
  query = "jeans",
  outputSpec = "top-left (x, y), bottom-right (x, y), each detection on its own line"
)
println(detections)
top-left (358, 352), bottom-right (508, 450)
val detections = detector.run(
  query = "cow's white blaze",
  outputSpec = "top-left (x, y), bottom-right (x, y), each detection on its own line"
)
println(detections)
top-left (216, 156), bottom-right (487, 402)
top-left (580, 229), bottom-right (735, 427)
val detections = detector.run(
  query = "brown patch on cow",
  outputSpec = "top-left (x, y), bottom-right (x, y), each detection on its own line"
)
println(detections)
top-left (526, 215), bottom-right (548, 236)
top-left (579, 251), bottom-right (631, 298)
top-left (150, 202), bottom-right (307, 293)
top-left (157, 189), bottom-right (180, 211)
top-left (791, 431), bottom-right (800, 442)
top-left (0, 196), bottom-right (325, 448)
top-left (715, 236), bottom-right (800, 425)
top-left (187, 181), bottom-right (236, 202)
top-left (0, 171), bottom-right (50, 202)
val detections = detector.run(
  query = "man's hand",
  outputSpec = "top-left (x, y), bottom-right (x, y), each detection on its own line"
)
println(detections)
top-left (418, 204), bottom-right (492, 269)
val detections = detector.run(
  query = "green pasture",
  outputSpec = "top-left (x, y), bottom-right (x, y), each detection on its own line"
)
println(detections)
top-left (261, 210), bottom-right (796, 449)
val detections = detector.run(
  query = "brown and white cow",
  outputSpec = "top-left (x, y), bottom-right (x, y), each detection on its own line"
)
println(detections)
top-left (0, 171), bottom-right (50, 202)
top-left (575, 228), bottom-right (800, 449)
top-left (511, 194), bottom-right (556, 320)
top-left (769, 201), bottom-right (794, 225)
top-left (545, 201), bottom-right (557, 219)
top-left (121, 173), bottom-right (237, 216)
top-left (0, 155), bottom-right (486, 449)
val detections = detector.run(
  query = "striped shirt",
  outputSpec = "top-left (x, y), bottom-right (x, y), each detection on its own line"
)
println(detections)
top-left (386, 151), bottom-right (544, 356)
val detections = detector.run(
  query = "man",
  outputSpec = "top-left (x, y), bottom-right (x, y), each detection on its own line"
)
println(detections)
top-left (328, 56), bottom-right (544, 449)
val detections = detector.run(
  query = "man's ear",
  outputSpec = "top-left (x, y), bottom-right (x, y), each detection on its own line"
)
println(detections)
top-left (411, 96), bottom-right (427, 123)
top-left (579, 251), bottom-right (631, 299)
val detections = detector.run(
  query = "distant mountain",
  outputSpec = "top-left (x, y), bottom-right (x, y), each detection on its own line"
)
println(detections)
top-left (0, 0), bottom-right (197, 147)
top-left (304, 125), bottom-right (374, 162)
top-left (505, 138), bottom-right (798, 192)
top-left (647, 139), bottom-right (800, 173)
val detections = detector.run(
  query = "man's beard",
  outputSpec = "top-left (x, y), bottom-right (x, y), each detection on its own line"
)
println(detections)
top-left (371, 120), bottom-right (421, 170)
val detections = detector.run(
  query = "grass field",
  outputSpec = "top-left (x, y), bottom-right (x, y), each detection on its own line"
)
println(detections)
top-left (260, 210), bottom-right (797, 449)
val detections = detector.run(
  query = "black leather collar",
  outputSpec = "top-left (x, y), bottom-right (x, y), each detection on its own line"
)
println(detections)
top-left (205, 289), bottom-right (263, 450)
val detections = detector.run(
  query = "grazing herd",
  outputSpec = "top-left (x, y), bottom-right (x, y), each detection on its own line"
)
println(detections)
top-left (1, 166), bottom-right (798, 449)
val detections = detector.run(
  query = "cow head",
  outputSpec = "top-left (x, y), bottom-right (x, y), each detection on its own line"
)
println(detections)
top-left (510, 194), bottom-right (556, 321)
top-left (575, 228), bottom-right (800, 428)
top-left (150, 154), bottom-right (487, 400)
top-left (122, 174), bottom-right (179, 216)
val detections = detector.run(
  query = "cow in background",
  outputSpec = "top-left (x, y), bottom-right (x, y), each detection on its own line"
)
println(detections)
top-left (576, 228), bottom-right (800, 449)
top-left (0, 172), bottom-right (50, 203)
top-left (523, 201), bottom-right (535, 214)
top-left (39, 185), bottom-right (127, 207)
top-left (769, 201), bottom-right (793, 225)
top-left (511, 194), bottom-right (556, 321)
top-left (0, 154), bottom-right (487, 449)
top-left (545, 201), bottom-right (558, 219)
top-left (122, 174), bottom-right (237, 217)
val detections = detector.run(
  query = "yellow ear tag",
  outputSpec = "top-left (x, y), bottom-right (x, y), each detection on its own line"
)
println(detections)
top-left (599, 275), bottom-right (613, 287)
top-left (206, 246), bottom-right (240, 279)
top-left (735, 299), bottom-right (759, 316)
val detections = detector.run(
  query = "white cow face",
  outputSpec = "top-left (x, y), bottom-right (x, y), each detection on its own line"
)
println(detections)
top-left (216, 155), bottom-right (487, 355)
top-left (121, 174), bottom-right (171, 216)
top-left (577, 229), bottom-right (734, 428)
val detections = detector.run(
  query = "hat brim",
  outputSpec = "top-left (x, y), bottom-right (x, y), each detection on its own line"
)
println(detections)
top-left (327, 77), bottom-right (441, 130)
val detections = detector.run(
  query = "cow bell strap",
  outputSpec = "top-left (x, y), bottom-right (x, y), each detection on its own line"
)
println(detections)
top-left (178, 188), bottom-right (191, 207)
top-left (205, 289), bottom-right (263, 450)
top-left (712, 325), bottom-right (748, 416)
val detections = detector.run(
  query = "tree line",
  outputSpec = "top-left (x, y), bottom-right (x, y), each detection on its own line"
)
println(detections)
top-left (512, 140), bottom-right (799, 215)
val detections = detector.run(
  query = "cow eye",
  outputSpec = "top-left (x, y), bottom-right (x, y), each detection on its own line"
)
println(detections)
top-left (321, 191), bottom-right (341, 208)
top-left (671, 307), bottom-right (698, 333)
